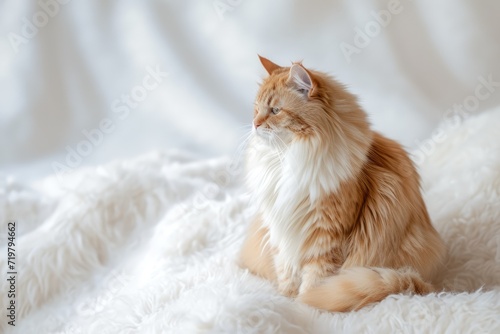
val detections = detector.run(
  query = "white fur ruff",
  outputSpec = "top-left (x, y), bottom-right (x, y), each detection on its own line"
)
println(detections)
top-left (245, 133), bottom-right (356, 271)
top-left (2, 109), bottom-right (500, 333)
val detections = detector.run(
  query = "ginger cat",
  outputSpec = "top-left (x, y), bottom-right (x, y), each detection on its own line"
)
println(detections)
top-left (239, 56), bottom-right (445, 312)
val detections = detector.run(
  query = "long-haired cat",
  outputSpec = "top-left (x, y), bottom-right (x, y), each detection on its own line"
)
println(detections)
top-left (239, 56), bottom-right (445, 312)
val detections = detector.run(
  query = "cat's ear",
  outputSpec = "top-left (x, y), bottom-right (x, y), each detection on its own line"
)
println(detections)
top-left (258, 55), bottom-right (282, 75)
top-left (288, 64), bottom-right (317, 97)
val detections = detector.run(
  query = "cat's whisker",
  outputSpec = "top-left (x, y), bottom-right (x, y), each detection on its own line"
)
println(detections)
top-left (234, 133), bottom-right (252, 154)
top-left (237, 123), bottom-right (254, 129)
top-left (272, 135), bottom-right (289, 160)
top-left (232, 131), bottom-right (254, 160)
top-left (272, 140), bottom-right (285, 165)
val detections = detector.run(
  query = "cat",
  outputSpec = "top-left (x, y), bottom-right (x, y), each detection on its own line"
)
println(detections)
top-left (239, 55), bottom-right (446, 312)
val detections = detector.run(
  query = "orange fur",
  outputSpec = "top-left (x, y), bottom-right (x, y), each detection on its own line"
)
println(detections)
top-left (238, 216), bottom-right (276, 282)
top-left (239, 56), bottom-right (446, 312)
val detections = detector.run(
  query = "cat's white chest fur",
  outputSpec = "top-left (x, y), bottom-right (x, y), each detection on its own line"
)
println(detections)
top-left (246, 136), bottom-right (344, 270)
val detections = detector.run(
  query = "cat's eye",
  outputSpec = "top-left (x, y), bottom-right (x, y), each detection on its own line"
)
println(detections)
top-left (271, 107), bottom-right (280, 115)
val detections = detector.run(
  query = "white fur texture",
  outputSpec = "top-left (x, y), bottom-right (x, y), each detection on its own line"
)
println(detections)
top-left (1, 109), bottom-right (500, 333)
top-left (245, 130), bottom-right (365, 272)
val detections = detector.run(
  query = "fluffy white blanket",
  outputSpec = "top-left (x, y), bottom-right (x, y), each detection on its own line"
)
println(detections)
top-left (2, 108), bottom-right (500, 334)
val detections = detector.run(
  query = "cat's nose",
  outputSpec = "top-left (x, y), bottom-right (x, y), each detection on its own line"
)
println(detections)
top-left (253, 120), bottom-right (262, 129)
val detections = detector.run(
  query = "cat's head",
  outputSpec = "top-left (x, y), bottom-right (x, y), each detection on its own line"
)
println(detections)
top-left (253, 56), bottom-right (339, 146)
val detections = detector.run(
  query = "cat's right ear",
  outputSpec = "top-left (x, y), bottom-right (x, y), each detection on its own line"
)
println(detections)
top-left (258, 55), bottom-right (282, 75)
top-left (288, 64), bottom-right (317, 98)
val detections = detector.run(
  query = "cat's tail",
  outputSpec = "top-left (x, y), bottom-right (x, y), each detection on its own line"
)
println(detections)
top-left (298, 267), bottom-right (433, 312)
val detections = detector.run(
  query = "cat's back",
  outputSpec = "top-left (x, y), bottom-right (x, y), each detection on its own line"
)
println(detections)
top-left (347, 131), bottom-right (445, 279)
top-left (365, 132), bottom-right (418, 181)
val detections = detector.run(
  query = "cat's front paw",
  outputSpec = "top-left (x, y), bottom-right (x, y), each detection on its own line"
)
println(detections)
top-left (278, 279), bottom-right (299, 298)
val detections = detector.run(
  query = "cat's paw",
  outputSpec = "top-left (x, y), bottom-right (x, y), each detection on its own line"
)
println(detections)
top-left (278, 280), bottom-right (299, 298)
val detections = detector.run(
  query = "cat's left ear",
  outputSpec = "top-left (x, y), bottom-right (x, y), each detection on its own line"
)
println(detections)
top-left (288, 64), bottom-right (317, 98)
top-left (258, 55), bottom-right (282, 75)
